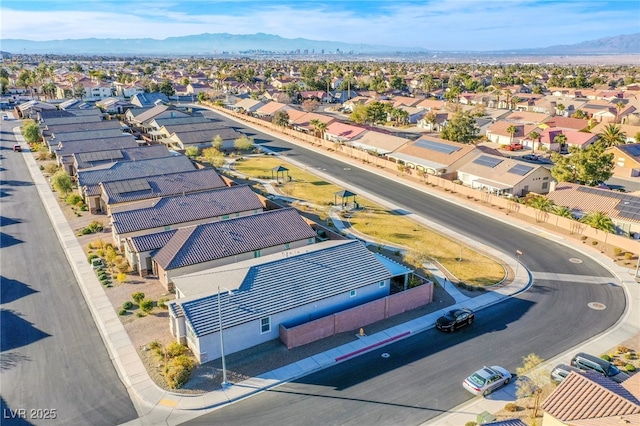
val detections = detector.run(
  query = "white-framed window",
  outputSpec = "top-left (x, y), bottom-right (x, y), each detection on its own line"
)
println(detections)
top-left (260, 317), bottom-right (271, 334)
top-left (350, 289), bottom-right (357, 297)
top-left (285, 243), bottom-right (290, 250)
top-left (222, 214), bottom-right (230, 220)
top-left (254, 250), bottom-right (261, 258)
top-left (379, 281), bottom-right (385, 288)
top-left (542, 182), bottom-right (548, 189)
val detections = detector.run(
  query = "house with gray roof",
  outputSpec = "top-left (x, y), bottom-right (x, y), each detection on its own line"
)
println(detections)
top-left (129, 92), bottom-right (169, 108)
top-left (73, 144), bottom-right (173, 171)
top-left (54, 135), bottom-right (139, 174)
top-left (161, 126), bottom-right (245, 151)
top-left (125, 230), bottom-right (177, 276)
top-left (49, 128), bottom-right (127, 144)
top-left (100, 168), bottom-right (228, 215)
top-left (167, 239), bottom-right (411, 364)
top-left (154, 208), bottom-right (318, 290)
top-left (147, 115), bottom-right (210, 132)
top-left (151, 121), bottom-right (234, 143)
top-left (44, 120), bottom-right (122, 138)
top-left (40, 114), bottom-right (104, 126)
top-left (110, 185), bottom-right (264, 248)
top-left (77, 155), bottom-right (195, 213)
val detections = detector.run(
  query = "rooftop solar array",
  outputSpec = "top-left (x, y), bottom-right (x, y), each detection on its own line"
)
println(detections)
top-left (507, 164), bottom-right (534, 176)
top-left (576, 186), bottom-right (640, 221)
top-left (622, 145), bottom-right (640, 157)
top-left (414, 139), bottom-right (461, 155)
top-left (77, 150), bottom-right (124, 163)
top-left (105, 178), bottom-right (151, 195)
top-left (472, 155), bottom-right (503, 168)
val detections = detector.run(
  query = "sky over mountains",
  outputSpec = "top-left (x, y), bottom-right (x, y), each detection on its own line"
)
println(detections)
top-left (1, 0), bottom-right (640, 51)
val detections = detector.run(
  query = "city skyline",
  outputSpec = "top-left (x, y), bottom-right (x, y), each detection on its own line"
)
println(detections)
top-left (1, 0), bottom-right (639, 51)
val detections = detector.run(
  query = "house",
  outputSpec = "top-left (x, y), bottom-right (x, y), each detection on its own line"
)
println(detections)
top-left (503, 110), bottom-right (550, 125)
top-left (324, 122), bottom-right (367, 143)
top-left (396, 106), bottom-right (426, 124)
top-left (125, 104), bottom-right (189, 131)
top-left (186, 83), bottom-right (210, 95)
top-left (417, 112), bottom-right (449, 131)
top-left (130, 92), bottom-right (169, 108)
top-left (230, 98), bottom-right (265, 114)
top-left (45, 120), bottom-right (124, 140)
top-left (387, 137), bottom-right (483, 178)
top-left (606, 143), bottom-right (640, 178)
top-left (14, 100), bottom-right (57, 119)
top-left (456, 153), bottom-right (553, 196)
top-left (154, 208), bottom-right (318, 290)
top-left (415, 99), bottom-right (446, 111)
top-left (348, 131), bottom-right (410, 155)
top-left (125, 230), bottom-right (176, 277)
top-left (147, 115), bottom-right (211, 132)
top-left (538, 128), bottom-right (598, 152)
top-left (77, 155), bottom-right (195, 213)
top-left (541, 116), bottom-right (590, 132)
top-left (590, 122), bottom-right (640, 144)
top-left (73, 145), bottom-right (172, 172)
top-left (110, 185), bottom-right (265, 248)
top-left (161, 126), bottom-right (245, 151)
top-left (288, 111), bottom-right (335, 134)
top-left (101, 168), bottom-right (228, 216)
top-left (486, 121), bottom-right (539, 147)
top-left (54, 136), bottom-right (139, 175)
top-left (541, 371), bottom-right (640, 425)
top-left (96, 97), bottom-right (135, 115)
top-left (546, 182), bottom-right (640, 235)
top-left (152, 121), bottom-right (234, 142)
top-left (167, 239), bottom-right (411, 364)
top-left (254, 101), bottom-right (290, 118)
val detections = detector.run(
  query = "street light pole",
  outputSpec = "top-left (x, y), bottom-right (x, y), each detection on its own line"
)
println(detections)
top-left (217, 285), bottom-right (232, 387)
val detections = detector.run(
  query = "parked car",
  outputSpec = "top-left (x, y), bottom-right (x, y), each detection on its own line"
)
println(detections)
top-left (522, 153), bottom-right (538, 161)
top-left (463, 366), bottom-right (512, 396)
top-left (570, 352), bottom-right (630, 383)
top-left (12, 144), bottom-right (22, 152)
top-left (504, 143), bottom-right (523, 151)
top-left (550, 363), bottom-right (583, 384)
top-left (436, 308), bottom-right (475, 332)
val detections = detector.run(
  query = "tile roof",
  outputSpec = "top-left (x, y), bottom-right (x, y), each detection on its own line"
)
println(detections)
top-left (542, 116), bottom-right (590, 131)
top-left (540, 128), bottom-right (598, 147)
top-left (395, 137), bottom-right (480, 167)
top-left (78, 155), bottom-right (195, 195)
top-left (55, 136), bottom-right (139, 157)
top-left (111, 185), bottom-right (263, 234)
top-left (149, 116), bottom-right (210, 128)
top-left (170, 127), bottom-right (244, 145)
top-left (46, 120), bottom-right (123, 134)
top-left (160, 121), bottom-right (233, 136)
top-left (504, 111), bottom-right (550, 124)
top-left (546, 182), bottom-right (640, 224)
top-left (541, 371), bottom-right (640, 422)
top-left (256, 101), bottom-right (289, 115)
top-left (128, 229), bottom-right (177, 253)
top-left (457, 153), bottom-right (550, 186)
top-left (154, 208), bottom-right (317, 270)
top-left (487, 121), bottom-right (538, 138)
top-left (350, 131), bottom-right (411, 154)
top-left (172, 240), bottom-right (398, 336)
top-left (41, 115), bottom-right (104, 126)
top-left (74, 145), bottom-right (172, 170)
top-left (52, 128), bottom-right (127, 142)
top-left (129, 104), bottom-right (169, 123)
top-left (325, 122), bottom-right (367, 141)
top-left (101, 168), bottom-right (227, 205)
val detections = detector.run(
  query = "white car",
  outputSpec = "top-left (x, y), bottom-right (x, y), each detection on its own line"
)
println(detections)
top-left (463, 365), bottom-right (512, 396)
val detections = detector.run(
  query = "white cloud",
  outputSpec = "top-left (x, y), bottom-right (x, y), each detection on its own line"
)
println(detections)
top-left (1, 1), bottom-right (638, 50)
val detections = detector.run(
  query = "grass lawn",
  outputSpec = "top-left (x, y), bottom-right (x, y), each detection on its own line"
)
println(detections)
top-left (233, 155), bottom-right (505, 286)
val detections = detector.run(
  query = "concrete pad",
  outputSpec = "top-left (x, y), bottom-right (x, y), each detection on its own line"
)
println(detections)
top-left (309, 350), bottom-right (333, 368)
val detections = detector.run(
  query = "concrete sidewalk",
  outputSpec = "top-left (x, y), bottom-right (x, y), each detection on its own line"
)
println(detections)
top-left (13, 122), bottom-right (640, 426)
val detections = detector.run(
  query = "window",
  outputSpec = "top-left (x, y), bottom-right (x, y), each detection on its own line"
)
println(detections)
top-left (164, 226), bottom-right (171, 231)
top-left (542, 182), bottom-right (548, 190)
top-left (379, 281), bottom-right (385, 288)
top-left (308, 238), bottom-right (314, 244)
top-left (350, 289), bottom-right (357, 297)
top-left (260, 317), bottom-right (271, 334)
top-left (285, 243), bottom-right (290, 250)
top-left (222, 214), bottom-right (230, 220)
top-left (235, 213), bottom-right (240, 218)
top-left (254, 250), bottom-right (261, 258)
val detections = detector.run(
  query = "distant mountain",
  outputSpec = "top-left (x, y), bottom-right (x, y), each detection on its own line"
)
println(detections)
top-left (0, 33), bottom-right (426, 56)
top-left (515, 33), bottom-right (640, 55)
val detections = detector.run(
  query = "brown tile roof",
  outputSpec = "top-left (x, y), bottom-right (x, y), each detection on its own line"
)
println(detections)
top-left (541, 371), bottom-right (640, 422)
top-left (504, 110), bottom-right (550, 124)
top-left (397, 137), bottom-right (479, 167)
top-left (542, 116), bottom-right (590, 131)
top-left (487, 121), bottom-right (538, 138)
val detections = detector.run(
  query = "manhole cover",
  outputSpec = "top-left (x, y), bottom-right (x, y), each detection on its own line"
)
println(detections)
top-left (588, 302), bottom-right (606, 310)
top-left (569, 258), bottom-right (583, 264)
top-left (381, 353), bottom-right (390, 358)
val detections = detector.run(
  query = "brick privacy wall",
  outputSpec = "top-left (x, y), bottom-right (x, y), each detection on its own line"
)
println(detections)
top-left (280, 284), bottom-right (434, 349)
top-left (279, 315), bottom-right (335, 349)
top-left (387, 283), bottom-right (433, 317)
top-left (210, 105), bottom-right (640, 255)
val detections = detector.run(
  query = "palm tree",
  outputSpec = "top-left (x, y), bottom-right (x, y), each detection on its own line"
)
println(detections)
top-left (597, 123), bottom-right (627, 148)
top-left (526, 194), bottom-right (554, 222)
top-left (528, 131), bottom-right (541, 152)
top-left (616, 102), bottom-right (625, 123)
top-left (553, 133), bottom-right (568, 152)
top-left (506, 125), bottom-right (518, 145)
top-left (580, 211), bottom-right (615, 233)
top-left (553, 205), bottom-right (575, 220)
top-left (556, 103), bottom-right (566, 116)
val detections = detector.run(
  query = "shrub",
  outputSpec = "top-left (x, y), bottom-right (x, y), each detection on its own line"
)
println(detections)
top-left (87, 221), bottom-right (104, 233)
top-left (617, 346), bottom-right (630, 354)
top-left (122, 301), bottom-right (133, 310)
top-left (87, 254), bottom-right (99, 264)
top-left (624, 353), bottom-right (634, 360)
top-left (118, 308), bottom-right (127, 316)
top-left (44, 163), bottom-right (59, 174)
top-left (625, 364), bottom-right (636, 372)
top-left (613, 359), bottom-right (626, 366)
top-left (65, 194), bottom-right (83, 206)
top-left (581, 236), bottom-right (588, 241)
top-left (148, 340), bottom-right (162, 350)
top-left (165, 355), bottom-right (195, 389)
top-left (158, 298), bottom-right (169, 309)
top-left (504, 402), bottom-right (519, 412)
top-left (591, 241), bottom-right (598, 245)
top-left (136, 312), bottom-right (145, 317)
top-left (132, 292), bottom-right (145, 304)
top-left (613, 247), bottom-right (623, 256)
top-left (624, 252), bottom-right (634, 260)
top-left (600, 354), bottom-right (612, 362)
top-left (140, 299), bottom-right (154, 313)
top-left (116, 272), bottom-right (127, 283)
top-left (165, 342), bottom-right (187, 358)
top-left (464, 422), bottom-right (478, 426)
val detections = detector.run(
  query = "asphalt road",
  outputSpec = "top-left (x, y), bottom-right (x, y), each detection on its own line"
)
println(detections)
top-left (0, 123), bottom-right (137, 425)
top-left (186, 108), bottom-right (626, 425)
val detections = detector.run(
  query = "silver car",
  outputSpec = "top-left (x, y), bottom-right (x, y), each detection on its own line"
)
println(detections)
top-left (463, 366), bottom-right (512, 396)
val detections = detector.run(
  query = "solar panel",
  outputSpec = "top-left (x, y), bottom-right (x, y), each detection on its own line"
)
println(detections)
top-left (106, 178), bottom-right (151, 194)
top-left (617, 198), bottom-right (640, 221)
top-left (507, 164), bottom-right (534, 176)
top-left (414, 139), bottom-right (461, 155)
top-left (79, 150), bottom-right (124, 163)
top-left (472, 155), bottom-right (503, 168)
top-left (623, 145), bottom-right (640, 157)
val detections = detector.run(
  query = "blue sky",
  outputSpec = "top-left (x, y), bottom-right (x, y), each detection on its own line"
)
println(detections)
top-left (1, 1), bottom-right (639, 51)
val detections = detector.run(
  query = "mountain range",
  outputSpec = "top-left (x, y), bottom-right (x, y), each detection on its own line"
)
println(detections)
top-left (1, 32), bottom-right (638, 56)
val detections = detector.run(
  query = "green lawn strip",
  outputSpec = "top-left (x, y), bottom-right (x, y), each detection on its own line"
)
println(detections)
top-left (233, 156), bottom-right (505, 286)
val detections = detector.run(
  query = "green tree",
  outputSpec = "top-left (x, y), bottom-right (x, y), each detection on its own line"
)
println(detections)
top-left (553, 133), bottom-right (568, 152)
top-left (580, 211), bottom-right (615, 233)
top-left (21, 120), bottom-right (41, 143)
top-left (158, 79), bottom-right (175, 97)
top-left (440, 110), bottom-right (478, 143)
top-left (233, 135), bottom-right (254, 151)
top-left (389, 75), bottom-right (407, 91)
top-left (525, 194), bottom-right (554, 222)
top-left (552, 205), bottom-right (575, 220)
top-left (202, 147), bottom-right (225, 168)
top-left (272, 110), bottom-right (290, 127)
top-left (597, 124), bottom-right (627, 148)
top-left (349, 104), bottom-right (368, 124)
top-left (131, 292), bottom-right (145, 304)
top-left (197, 92), bottom-right (209, 102)
top-left (365, 101), bottom-right (388, 125)
top-left (506, 125), bottom-right (518, 145)
top-left (140, 299), bottom-right (154, 314)
top-left (211, 135), bottom-right (224, 150)
top-left (550, 144), bottom-right (614, 185)
top-left (184, 146), bottom-right (200, 159)
top-left (51, 170), bottom-right (73, 196)
top-left (528, 131), bottom-right (541, 152)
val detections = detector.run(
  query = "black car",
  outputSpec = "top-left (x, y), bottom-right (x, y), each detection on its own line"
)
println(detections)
top-left (436, 308), bottom-right (475, 332)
